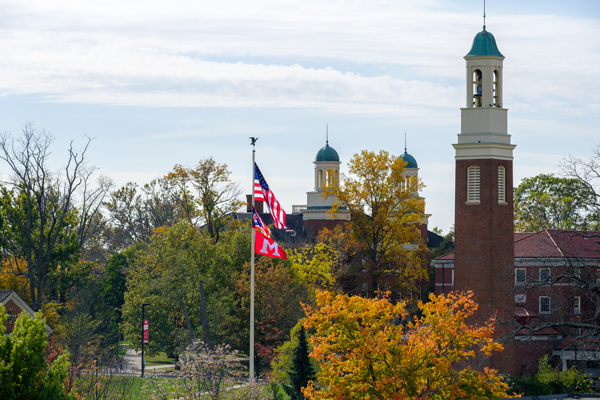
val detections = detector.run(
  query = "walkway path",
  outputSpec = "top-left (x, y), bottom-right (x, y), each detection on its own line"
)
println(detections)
top-left (122, 348), bottom-right (176, 373)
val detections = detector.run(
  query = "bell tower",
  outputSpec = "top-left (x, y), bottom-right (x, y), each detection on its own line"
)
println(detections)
top-left (301, 137), bottom-right (350, 238)
top-left (452, 26), bottom-right (516, 374)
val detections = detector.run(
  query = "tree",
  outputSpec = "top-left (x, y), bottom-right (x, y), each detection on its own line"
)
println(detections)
top-left (285, 325), bottom-right (315, 400)
top-left (165, 158), bottom-right (244, 242)
top-left (322, 150), bottom-right (427, 295)
top-left (0, 124), bottom-right (112, 309)
top-left (149, 340), bottom-right (271, 400)
top-left (302, 290), bottom-right (513, 400)
top-left (236, 255), bottom-right (313, 360)
top-left (560, 144), bottom-right (600, 229)
top-left (122, 221), bottom-right (250, 357)
top-left (0, 306), bottom-right (71, 399)
top-left (104, 178), bottom-right (187, 251)
top-left (514, 173), bottom-right (598, 232)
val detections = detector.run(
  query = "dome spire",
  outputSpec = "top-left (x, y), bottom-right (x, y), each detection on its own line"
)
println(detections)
top-left (326, 124), bottom-right (329, 146)
top-left (404, 131), bottom-right (407, 153)
top-left (483, 0), bottom-right (486, 31)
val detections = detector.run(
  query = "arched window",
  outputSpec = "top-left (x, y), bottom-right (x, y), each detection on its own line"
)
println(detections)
top-left (493, 70), bottom-right (500, 107)
top-left (318, 169), bottom-right (323, 188)
top-left (473, 69), bottom-right (482, 108)
top-left (498, 166), bottom-right (506, 204)
top-left (467, 165), bottom-right (480, 203)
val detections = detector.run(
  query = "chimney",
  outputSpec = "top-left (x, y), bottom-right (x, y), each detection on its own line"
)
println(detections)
top-left (246, 195), bottom-right (264, 213)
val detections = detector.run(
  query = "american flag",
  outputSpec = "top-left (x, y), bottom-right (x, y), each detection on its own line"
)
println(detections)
top-left (251, 207), bottom-right (271, 238)
top-left (254, 163), bottom-right (287, 230)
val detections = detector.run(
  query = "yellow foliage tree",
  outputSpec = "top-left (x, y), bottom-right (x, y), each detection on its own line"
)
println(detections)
top-left (0, 258), bottom-right (30, 302)
top-left (322, 150), bottom-right (427, 295)
top-left (302, 290), bottom-right (515, 400)
top-left (289, 242), bottom-right (340, 290)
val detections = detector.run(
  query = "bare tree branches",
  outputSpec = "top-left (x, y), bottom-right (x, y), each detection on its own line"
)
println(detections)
top-left (0, 124), bottom-right (112, 309)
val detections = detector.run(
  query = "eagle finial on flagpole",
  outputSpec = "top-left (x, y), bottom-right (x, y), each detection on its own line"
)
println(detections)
top-left (249, 137), bottom-right (258, 147)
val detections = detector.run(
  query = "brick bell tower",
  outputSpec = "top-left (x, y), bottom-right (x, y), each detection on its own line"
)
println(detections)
top-left (452, 26), bottom-right (516, 374)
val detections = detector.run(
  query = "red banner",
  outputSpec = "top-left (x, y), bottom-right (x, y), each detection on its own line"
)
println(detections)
top-left (255, 231), bottom-right (287, 259)
top-left (143, 319), bottom-right (149, 343)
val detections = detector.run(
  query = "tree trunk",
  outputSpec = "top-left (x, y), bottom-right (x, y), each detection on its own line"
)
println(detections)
top-left (200, 281), bottom-right (211, 349)
top-left (179, 297), bottom-right (194, 346)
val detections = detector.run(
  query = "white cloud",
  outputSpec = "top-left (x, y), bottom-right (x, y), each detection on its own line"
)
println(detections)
top-left (0, 0), bottom-right (597, 116)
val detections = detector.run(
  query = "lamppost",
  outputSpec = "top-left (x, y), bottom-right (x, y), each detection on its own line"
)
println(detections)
top-left (141, 302), bottom-right (151, 378)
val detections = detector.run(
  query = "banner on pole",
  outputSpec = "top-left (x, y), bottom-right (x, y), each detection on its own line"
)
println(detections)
top-left (143, 319), bottom-right (149, 343)
top-left (255, 231), bottom-right (287, 259)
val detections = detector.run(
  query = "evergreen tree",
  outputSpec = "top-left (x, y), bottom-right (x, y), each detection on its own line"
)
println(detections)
top-left (286, 326), bottom-right (315, 400)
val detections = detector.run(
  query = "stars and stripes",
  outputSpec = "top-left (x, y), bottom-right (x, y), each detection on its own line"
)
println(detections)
top-left (254, 163), bottom-right (287, 230)
top-left (251, 207), bottom-right (271, 238)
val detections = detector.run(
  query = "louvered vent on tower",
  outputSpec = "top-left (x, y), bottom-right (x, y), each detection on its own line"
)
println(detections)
top-left (467, 165), bottom-right (480, 203)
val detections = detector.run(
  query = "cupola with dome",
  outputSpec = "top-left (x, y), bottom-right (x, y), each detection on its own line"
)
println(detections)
top-left (400, 148), bottom-right (418, 169)
top-left (315, 142), bottom-right (340, 162)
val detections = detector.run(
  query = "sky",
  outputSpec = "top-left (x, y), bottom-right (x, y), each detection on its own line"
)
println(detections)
top-left (0, 0), bottom-right (598, 233)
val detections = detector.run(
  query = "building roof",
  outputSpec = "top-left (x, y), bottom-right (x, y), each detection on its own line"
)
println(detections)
top-left (434, 229), bottom-right (600, 261)
top-left (315, 143), bottom-right (340, 162)
top-left (234, 211), bottom-right (312, 244)
top-left (0, 291), bottom-right (12, 302)
top-left (400, 149), bottom-right (418, 169)
top-left (465, 29), bottom-right (504, 58)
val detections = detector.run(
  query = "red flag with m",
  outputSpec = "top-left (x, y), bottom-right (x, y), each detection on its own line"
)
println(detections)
top-left (254, 231), bottom-right (287, 259)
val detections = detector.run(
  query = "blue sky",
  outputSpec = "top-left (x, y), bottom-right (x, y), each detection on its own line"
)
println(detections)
top-left (0, 0), bottom-right (598, 232)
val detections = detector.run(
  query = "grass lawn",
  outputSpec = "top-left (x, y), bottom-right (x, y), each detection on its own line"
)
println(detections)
top-left (145, 351), bottom-right (176, 366)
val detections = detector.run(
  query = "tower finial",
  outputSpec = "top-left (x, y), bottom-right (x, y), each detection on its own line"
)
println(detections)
top-left (404, 131), bottom-right (407, 152)
top-left (483, 0), bottom-right (486, 31)
top-left (326, 125), bottom-right (329, 145)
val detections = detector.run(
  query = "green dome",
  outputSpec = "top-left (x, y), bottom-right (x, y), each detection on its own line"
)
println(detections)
top-left (400, 149), bottom-right (418, 169)
top-left (465, 29), bottom-right (504, 58)
top-left (316, 143), bottom-right (340, 162)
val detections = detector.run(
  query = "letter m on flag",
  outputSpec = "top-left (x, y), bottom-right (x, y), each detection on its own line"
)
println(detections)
top-left (255, 231), bottom-right (287, 259)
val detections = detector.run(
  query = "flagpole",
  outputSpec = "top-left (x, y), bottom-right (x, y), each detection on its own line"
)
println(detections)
top-left (249, 137), bottom-right (257, 383)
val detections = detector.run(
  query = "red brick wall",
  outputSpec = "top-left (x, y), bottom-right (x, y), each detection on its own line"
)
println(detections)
top-left (304, 219), bottom-right (346, 239)
top-left (2, 299), bottom-right (23, 334)
top-left (455, 158), bottom-right (516, 374)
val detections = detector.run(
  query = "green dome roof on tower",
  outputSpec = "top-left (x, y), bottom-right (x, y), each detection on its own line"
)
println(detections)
top-left (465, 29), bottom-right (504, 58)
top-left (400, 149), bottom-right (418, 169)
top-left (315, 142), bottom-right (340, 162)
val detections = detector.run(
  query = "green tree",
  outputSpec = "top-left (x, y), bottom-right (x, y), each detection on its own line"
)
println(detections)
top-left (104, 178), bottom-right (187, 251)
top-left (514, 173), bottom-right (598, 232)
top-left (322, 150), bottom-right (427, 295)
top-left (285, 326), bottom-right (315, 400)
top-left (0, 124), bottom-right (112, 309)
top-left (166, 158), bottom-right (244, 242)
top-left (0, 306), bottom-right (71, 399)
top-left (122, 221), bottom-right (250, 357)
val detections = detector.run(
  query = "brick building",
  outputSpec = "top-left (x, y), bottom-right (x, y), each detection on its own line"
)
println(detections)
top-left (433, 229), bottom-right (600, 374)
top-left (1, 290), bottom-right (52, 336)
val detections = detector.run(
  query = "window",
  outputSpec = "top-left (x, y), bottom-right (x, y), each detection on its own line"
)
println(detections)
top-left (540, 268), bottom-right (550, 282)
top-left (540, 296), bottom-right (551, 314)
top-left (396, 288), bottom-right (402, 301)
top-left (493, 69), bottom-right (500, 107)
top-left (418, 286), bottom-right (422, 301)
top-left (574, 297), bottom-right (581, 314)
top-left (498, 166), bottom-right (506, 204)
top-left (515, 294), bottom-right (526, 303)
top-left (7, 310), bottom-right (15, 323)
top-left (515, 268), bottom-right (526, 285)
top-left (467, 166), bottom-right (480, 203)
top-left (473, 69), bottom-right (483, 108)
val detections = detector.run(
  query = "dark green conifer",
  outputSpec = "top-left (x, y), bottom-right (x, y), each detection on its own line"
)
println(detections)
top-left (287, 325), bottom-right (315, 400)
